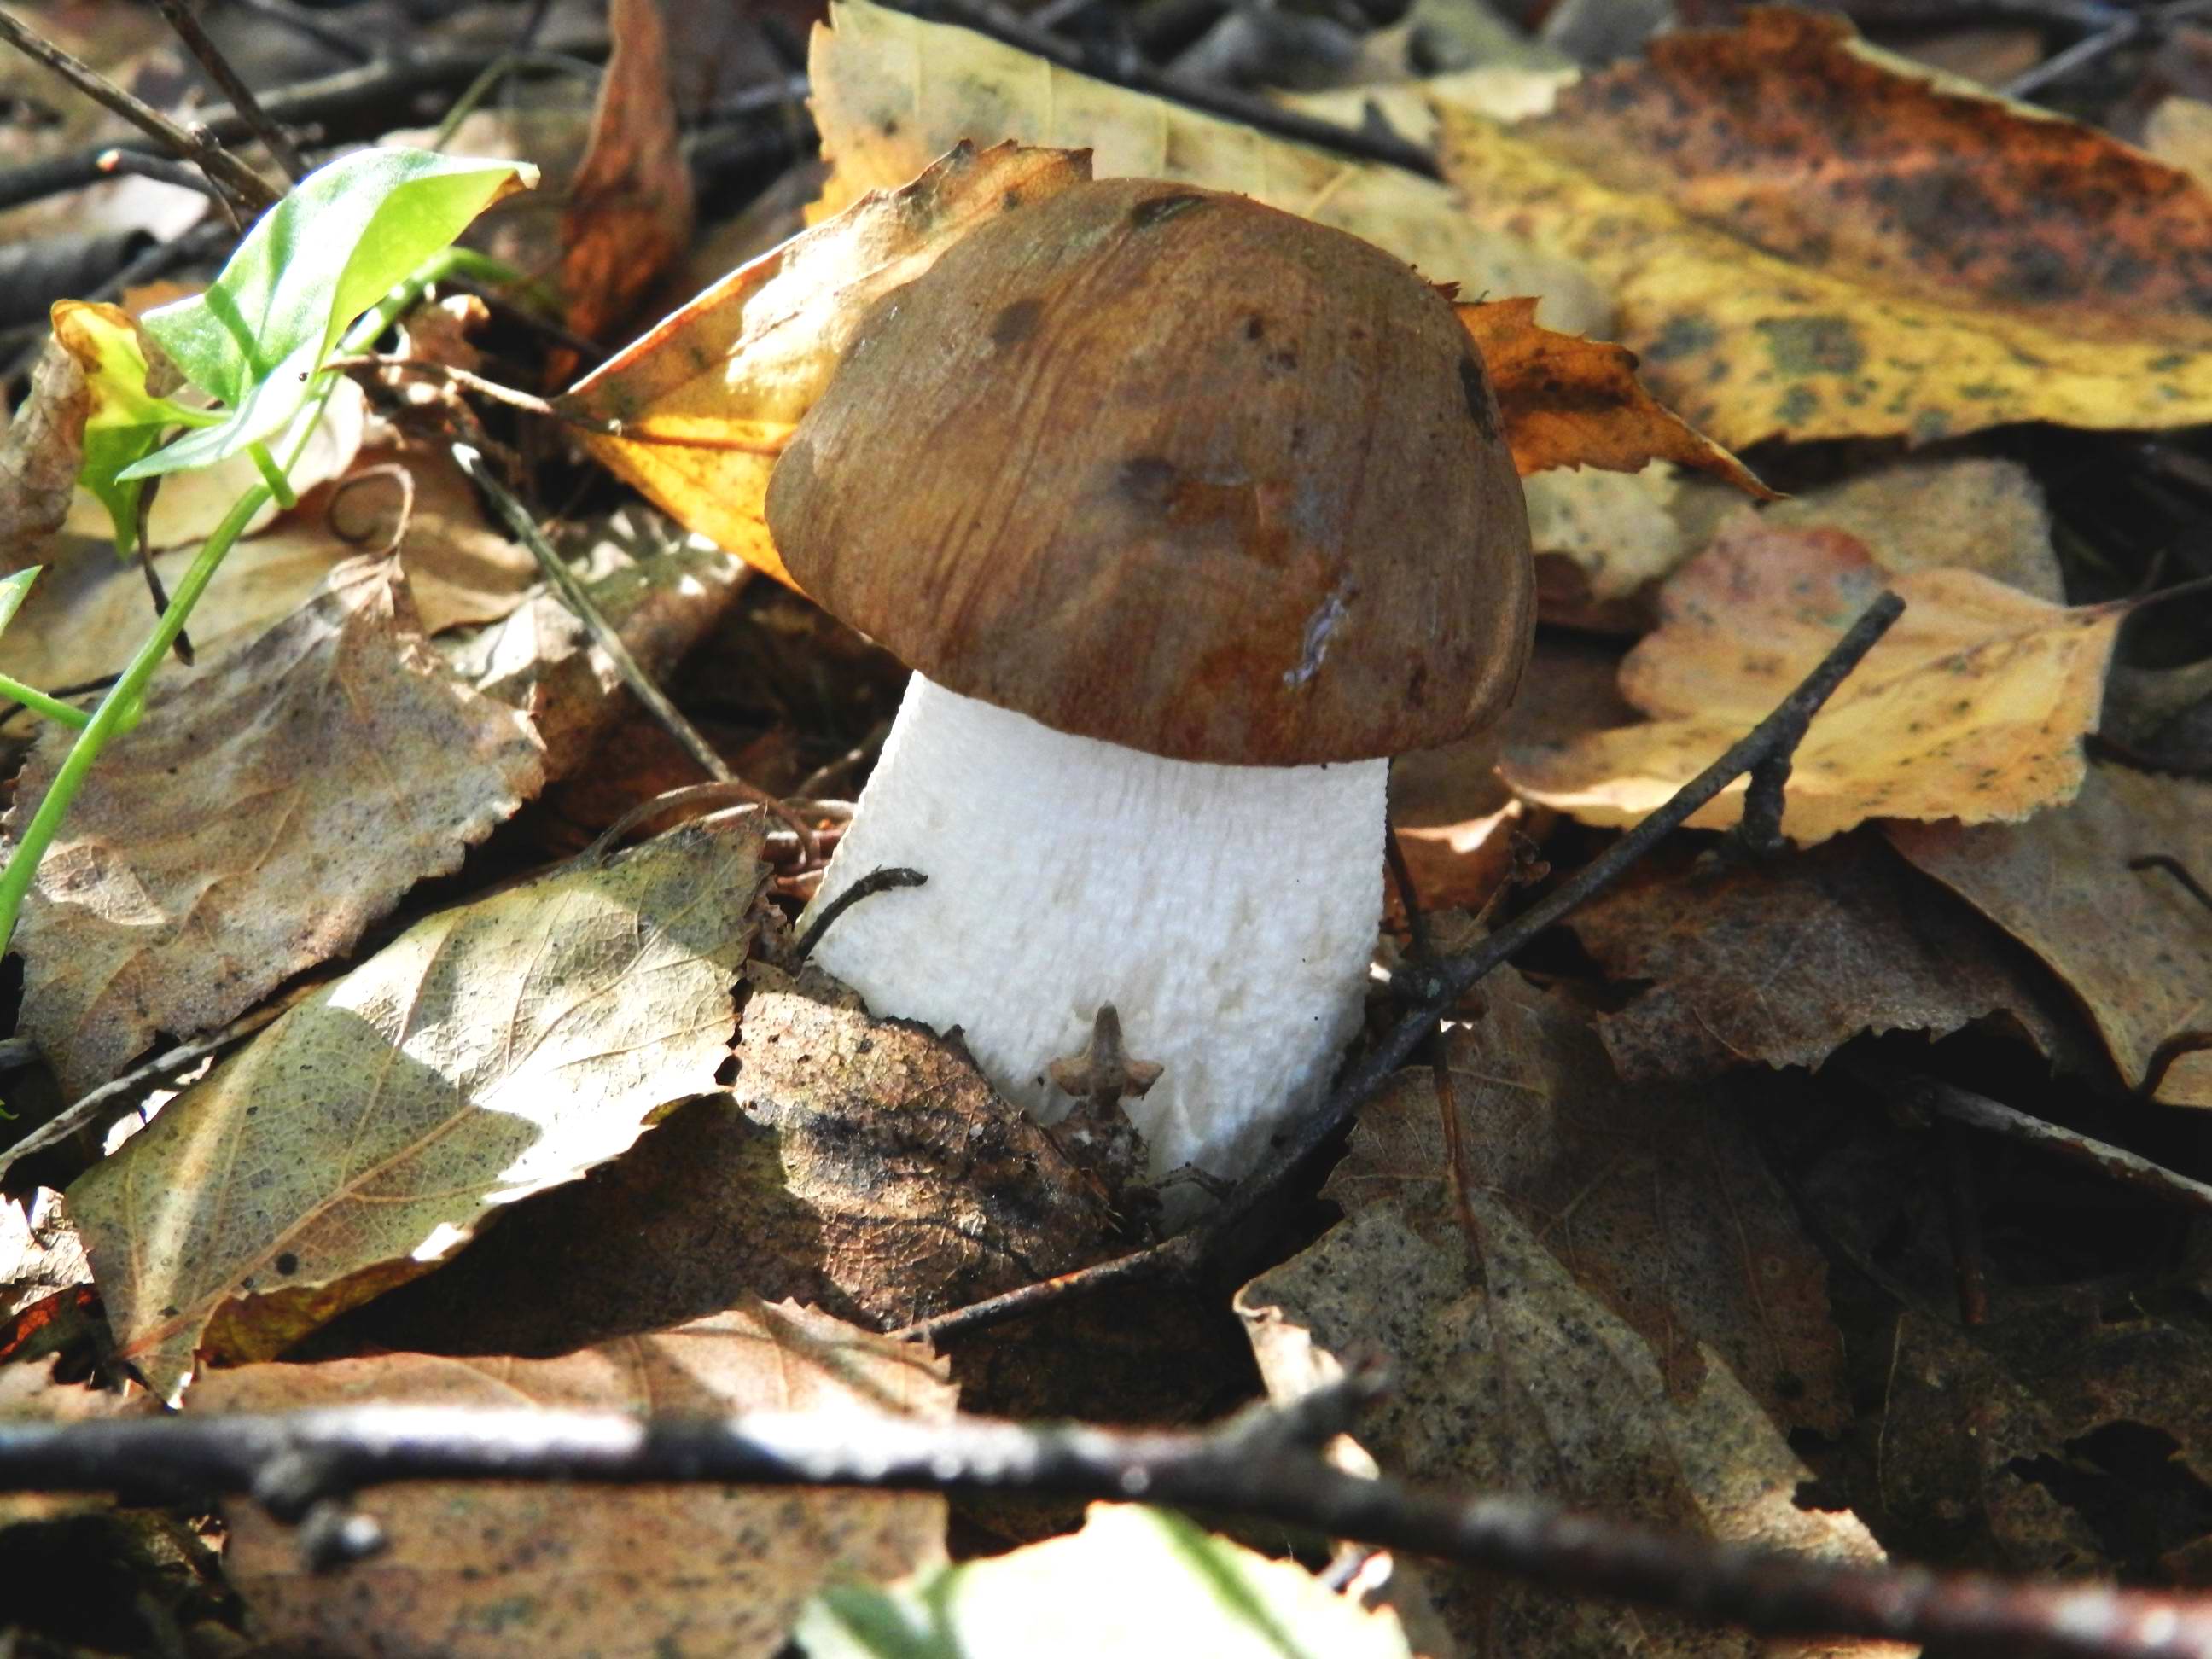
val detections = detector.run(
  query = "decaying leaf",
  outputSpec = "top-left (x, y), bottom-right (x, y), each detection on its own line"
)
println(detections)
top-left (1522, 463), bottom-right (1706, 602)
top-left (1504, 522), bottom-right (2125, 844)
top-left (1887, 765), bottom-right (2212, 1108)
top-left (1564, 834), bottom-right (2078, 1082)
top-left (799, 1504), bottom-right (1413, 1659)
top-left (1439, 9), bottom-right (2212, 446)
top-left (9, 558), bottom-right (548, 1101)
top-left (1459, 296), bottom-right (1768, 494)
top-left (1238, 979), bottom-right (1884, 1654)
top-left (201, 1301), bottom-right (952, 1658)
top-left (66, 816), bottom-right (767, 1400)
top-left (311, 962), bottom-right (1121, 1357)
top-left (808, 0), bottom-right (1608, 333)
top-left (0, 332), bottom-right (97, 574)
top-left (568, 142), bottom-right (1088, 584)
top-left (557, 0), bottom-right (696, 357)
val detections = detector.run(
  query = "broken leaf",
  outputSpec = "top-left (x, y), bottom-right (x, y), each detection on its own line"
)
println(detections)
top-left (1504, 522), bottom-right (2125, 844)
top-left (200, 1300), bottom-right (952, 1658)
top-left (64, 813), bottom-right (766, 1403)
top-left (1564, 833), bottom-right (2079, 1082)
top-left (1459, 296), bottom-right (1768, 493)
top-left (569, 142), bottom-right (1087, 585)
top-left (9, 558), bottom-right (547, 1100)
top-left (797, 1504), bottom-right (1412, 1659)
top-left (1437, 9), bottom-right (2212, 446)
top-left (1886, 764), bottom-right (2212, 1108)
top-left (807, 0), bottom-right (1609, 334)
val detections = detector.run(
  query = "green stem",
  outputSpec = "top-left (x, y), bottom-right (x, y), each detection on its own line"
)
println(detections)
top-left (247, 440), bottom-right (297, 509)
top-left (0, 484), bottom-right (270, 958)
top-left (0, 674), bottom-right (90, 730)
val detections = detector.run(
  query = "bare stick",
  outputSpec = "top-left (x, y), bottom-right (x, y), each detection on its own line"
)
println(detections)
top-left (901, 591), bottom-right (1908, 1344)
top-left (580, 780), bottom-right (818, 866)
top-left (153, 0), bottom-right (310, 182)
top-left (3, 1388), bottom-right (2209, 1657)
top-left (0, 6), bottom-right (281, 210)
top-left (795, 866), bottom-right (928, 961)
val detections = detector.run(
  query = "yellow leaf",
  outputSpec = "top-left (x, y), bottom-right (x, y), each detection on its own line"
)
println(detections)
top-left (1437, 9), bottom-right (2212, 446)
top-left (67, 817), bottom-right (766, 1402)
top-left (806, 0), bottom-right (1609, 335)
top-left (567, 142), bottom-right (1087, 585)
top-left (1502, 523), bottom-right (2124, 845)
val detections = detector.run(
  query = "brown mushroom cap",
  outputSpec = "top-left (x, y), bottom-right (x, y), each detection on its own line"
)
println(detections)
top-left (765, 176), bottom-right (1534, 766)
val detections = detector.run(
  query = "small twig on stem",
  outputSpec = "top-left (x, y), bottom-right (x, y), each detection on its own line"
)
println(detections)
top-left (899, 591), bottom-right (1908, 1345)
top-left (152, 0), bottom-right (309, 182)
top-left (4, 1388), bottom-right (2212, 1656)
top-left (795, 867), bottom-right (928, 962)
top-left (0, 5), bottom-right (281, 211)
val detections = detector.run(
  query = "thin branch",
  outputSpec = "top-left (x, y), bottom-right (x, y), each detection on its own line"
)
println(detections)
top-left (153, 0), bottom-right (310, 182)
top-left (3, 1390), bottom-right (2210, 1657)
top-left (0, 5), bottom-right (281, 211)
top-left (451, 439), bottom-right (740, 789)
top-left (580, 780), bottom-right (819, 866)
top-left (795, 866), bottom-right (929, 961)
top-left (901, 592), bottom-right (1908, 1344)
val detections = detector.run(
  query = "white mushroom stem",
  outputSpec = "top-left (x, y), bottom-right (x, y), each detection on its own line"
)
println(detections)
top-left (799, 674), bottom-right (1385, 1186)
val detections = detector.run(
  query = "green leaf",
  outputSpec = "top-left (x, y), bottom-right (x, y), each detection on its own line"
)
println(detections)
top-left (50, 300), bottom-right (214, 555)
top-left (795, 1505), bottom-right (1413, 1659)
top-left (122, 148), bottom-right (534, 481)
top-left (0, 568), bottom-right (38, 637)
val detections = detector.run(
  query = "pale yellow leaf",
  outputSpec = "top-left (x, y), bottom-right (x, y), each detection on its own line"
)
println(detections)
top-left (1502, 523), bottom-right (2123, 845)
top-left (67, 816), bottom-right (767, 1401)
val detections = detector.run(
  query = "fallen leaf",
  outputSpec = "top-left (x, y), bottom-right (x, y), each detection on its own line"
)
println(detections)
top-left (0, 333), bottom-right (95, 573)
top-left (1437, 9), bottom-right (2212, 446)
top-left (1238, 973), bottom-right (1886, 1655)
top-left (798, 1504), bottom-right (1412, 1659)
top-left (1522, 463), bottom-right (1705, 602)
top-left (10, 558), bottom-right (548, 1100)
top-left (1564, 833), bottom-right (2080, 1082)
top-left (1503, 522), bottom-right (2125, 844)
top-left (1750, 455), bottom-right (2064, 602)
top-left (322, 447), bottom-right (542, 635)
top-left (311, 963), bottom-right (1120, 1356)
top-left (569, 142), bottom-right (1088, 585)
top-left (808, 0), bottom-right (1610, 337)
top-left (65, 814), bottom-right (766, 1401)
top-left (1459, 296), bottom-right (1769, 494)
top-left (1886, 765), bottom-right (2212, 1108)
top-left (556, 0), bottom-right (695, 364)
top-left (200, 1301), bottom-right (952, 1658)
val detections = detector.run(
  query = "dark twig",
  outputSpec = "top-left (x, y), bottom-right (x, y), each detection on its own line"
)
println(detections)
top-left (795, 867), bottom-right (929, 962)
top-left (902, 592), bottom-right (1908, 1344)
top-left (0, 5), bottom-right (281, 211)
top-left (580, 781), bottom-right (819, 867)
top-left (917, 0), bottom-right (1441, 178)
top-left (2130, 854), bottom-right (2212, 917)
top-left (95, 146), bottom-right (224, 199)
top-left (3, 1390), bottom-right (2212, 1657)
top-left (152, 0), bottom-right (309, 182)
top-left (1383, 824), bottom-right (1433, 962)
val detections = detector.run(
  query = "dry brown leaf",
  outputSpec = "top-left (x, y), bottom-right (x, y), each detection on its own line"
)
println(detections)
top-left (9, 559), bottom-right (546, 1101)
top-left (1886, 765), bottom-right (2212, 1108)
top-left (197, 1300), bottom-right (952, 1657)
top-left (556, 0), bottom-right (696, 363)
top-left (1565, 834), bottom-right (2078, 1083)
top-left (1238, 977), bottom-right (1883, 1654)
top-left (323, 448), bottom-right (542, 635)
top-left (1459, 296), bottom-right (1768, 493)
top-left (1504, 522), bottom-right (2124, 844)
top-left (1438, 9), bottom-right (2212, 446)
top-left (809, 0), bottom-right (1609, 334)
top-left (0, 335), bottom-right (95, 574)
top-left (568, 142), bottom-right (1087, 585)
top-left (66, 815), bottom-right (767, 1401)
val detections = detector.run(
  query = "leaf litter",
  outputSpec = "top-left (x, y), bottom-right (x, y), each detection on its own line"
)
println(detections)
top-left (6, 0), bottom-right (2212, 1650)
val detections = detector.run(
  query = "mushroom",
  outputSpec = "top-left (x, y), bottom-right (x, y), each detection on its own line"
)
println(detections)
top-left (767, 175), bottom-right (1534, 1190)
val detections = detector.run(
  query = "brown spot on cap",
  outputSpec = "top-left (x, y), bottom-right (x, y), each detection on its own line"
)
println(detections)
top-left (1129, 192), bottom-right (1207, 230)
top-left (991, 297), bottom-right (1044, 349)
